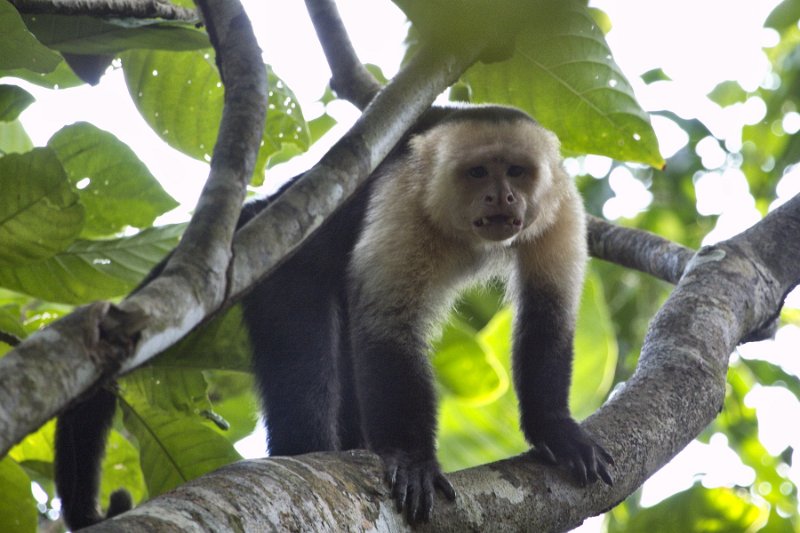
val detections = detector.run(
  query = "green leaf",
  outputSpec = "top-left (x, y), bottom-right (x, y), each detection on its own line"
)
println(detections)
top-left (610, 485), bottom-right (769, 533)
top-left (48, 122), bottom-right (178, 237)
top-left (0, 1), bottom-right (61, 74)
top-left (121, 50), bottom-right (308, 184)
top-left (708, 80), bottom-right (748, 108)
top-left (437, 309), bottom-right (529, 472)
top-left (21, 14), bottom-right (209, 55)
top-left (0, 85), bottom-right (34, 122)
top-left (99, 430), bottom-right (147, 509)
top-left (0, 119), bottom-right (34, 155)
top-left (0, 148), bottom-right (84, 266)
top-left (765, 0), bottom-right (800, 32)
top-left (0, 457), bottom-right (36, 533)
top-left (464, 1), bottom-right (663, 167)
top-left (433, 318), bottom-right (508, 404)
top-left (0, 223), bottom-right (184, 304)
top-left (571, 270), bottom-right (617, 419)
top-left (9, 419), bottom-right (55, 465)
top-left (120, 370), bottom-right (240, 497)
top-left (153, 305), bottom-right (251, 372)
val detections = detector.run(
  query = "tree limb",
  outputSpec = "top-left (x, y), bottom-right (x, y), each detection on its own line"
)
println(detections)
top-left (304, 0), bottom-right (381, 107)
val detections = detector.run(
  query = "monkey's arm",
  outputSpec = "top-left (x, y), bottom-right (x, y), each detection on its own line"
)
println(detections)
top-left (348, 272), bottom-right (456, 523)
top-left (513, 194), bottom-right (613, 487)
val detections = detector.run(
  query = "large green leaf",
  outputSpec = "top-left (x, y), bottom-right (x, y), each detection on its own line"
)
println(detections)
top-left (48, 122), bottom-right (178, 237)
top-left (0, 223), bottom-right (184, 304)
top-left (21, 14), bottom-right (208, 55)
top-left (463, 1), bottom-right (663, 167)
top-left (0, 148), bottom-right (84, 266)
top-left (0, 85), bottom-right (34, 122)
top-left (0, 457), bottom-right (36, 533)
top-left (433, 317), bottom-right (508, 404)
top-left (437, 309), bottom-right (528, 472)
top-left (0, 0), bottom-right (61, 73)
top-left (571, 270), bottom-right (617, 419)
top-left (120, 369), bottom-right (240, 497)
top-left (122, 50), bottom-right (308, 184)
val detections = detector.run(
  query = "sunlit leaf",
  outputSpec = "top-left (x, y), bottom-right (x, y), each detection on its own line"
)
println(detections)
top-left (0, 148), bottom-right (84, 266)
top-left (438, 309), bottom-right (528, 471)
top-left (464, 1), bottom-right (662, 167)
top-left (433, 318), bottom-right (508, 404)
top-left (0, 223), bottom-right (183, 304)
top-left (0, 457), bottom-right (36, 533)
top-left (609, 485), bottom-right (768, 533)
top-left (48, 122), bottom-right (178, 237)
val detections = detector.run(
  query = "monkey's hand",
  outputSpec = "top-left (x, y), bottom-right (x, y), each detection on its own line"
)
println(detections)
top-left (379, 450), bottom-right (456, 524)
top-left (527, 417), bottom-right (614, 487)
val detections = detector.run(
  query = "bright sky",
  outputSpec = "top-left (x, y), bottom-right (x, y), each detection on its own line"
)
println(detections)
top-left (8, 0), bottom-right (800, 528)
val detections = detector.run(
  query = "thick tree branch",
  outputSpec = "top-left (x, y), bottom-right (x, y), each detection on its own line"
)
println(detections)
top-left (9, 0), bottom-right (199, 21)
top-left (0, 0), bottom-right (265, 455)
top-left (84, 194), bottom-right (800, 532)
top-left (304, 0), bottom-right (381, 107)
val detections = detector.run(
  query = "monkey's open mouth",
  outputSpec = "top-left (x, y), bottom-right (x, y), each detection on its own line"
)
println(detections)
top-left (474, 215), bottom-right (522, 228)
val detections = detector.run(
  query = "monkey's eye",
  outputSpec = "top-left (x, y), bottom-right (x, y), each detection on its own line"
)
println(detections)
top-left (468, 166), bottom-right (488, 178)
top-left (507, 165), bottom-right (525, 177)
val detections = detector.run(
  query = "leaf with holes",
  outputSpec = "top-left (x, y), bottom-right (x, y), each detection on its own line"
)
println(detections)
top-left (48, 122), bottom-right (178, 237)
top-left (0, 148), bottom-right (84, 266)
top-left (122, 49), bottom-right (309, 184)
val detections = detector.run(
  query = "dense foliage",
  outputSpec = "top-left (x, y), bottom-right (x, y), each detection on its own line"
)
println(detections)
top-left (0, 0), bottom-right (798, 531)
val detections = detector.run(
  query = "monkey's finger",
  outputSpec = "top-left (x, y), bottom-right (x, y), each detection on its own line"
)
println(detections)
top-left (571, 456), bottom-right (589, 487)
top-left (435, 473), bottom-right (456, 501)
top-left (535, 442), bottom-right (557, 464)
top-left (417, 474), bottom-right (435, 523)
top-left (392, 468), bottom-right (409, 513)
top-left (597, 461), bottom-right (614, 486)
top-left (406, 478), bottom-right (422, 523)
top-left (597, 445), bottom-right (615, 466)
top-left (581, 446), bottom-right (600, 484)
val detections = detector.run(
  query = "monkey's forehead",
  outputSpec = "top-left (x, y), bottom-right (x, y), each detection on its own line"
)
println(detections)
top-left (437, 104), bottom-right (537, 126)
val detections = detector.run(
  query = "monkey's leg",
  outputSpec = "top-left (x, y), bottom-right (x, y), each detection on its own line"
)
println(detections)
top-left (244, 269), bottom-right (342, 455)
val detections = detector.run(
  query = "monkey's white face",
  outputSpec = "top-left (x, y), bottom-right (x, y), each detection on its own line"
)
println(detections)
top-left (416, 119), bottom-right (558, 245)
top-left (458, 155), bottom-right (537, 242)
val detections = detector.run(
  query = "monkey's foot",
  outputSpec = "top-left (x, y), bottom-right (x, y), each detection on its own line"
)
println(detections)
top-left (379, 450), bottom-right (456, 524)
top-left (527, 417), bottom-right (614, 487)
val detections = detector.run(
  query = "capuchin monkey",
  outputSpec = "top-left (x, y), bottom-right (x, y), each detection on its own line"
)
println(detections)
top-left (54, 105), bottom-right (612, 529)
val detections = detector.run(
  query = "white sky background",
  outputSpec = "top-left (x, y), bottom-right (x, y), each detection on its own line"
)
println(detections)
top-left (9, 0), bottom-right (800, 528)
